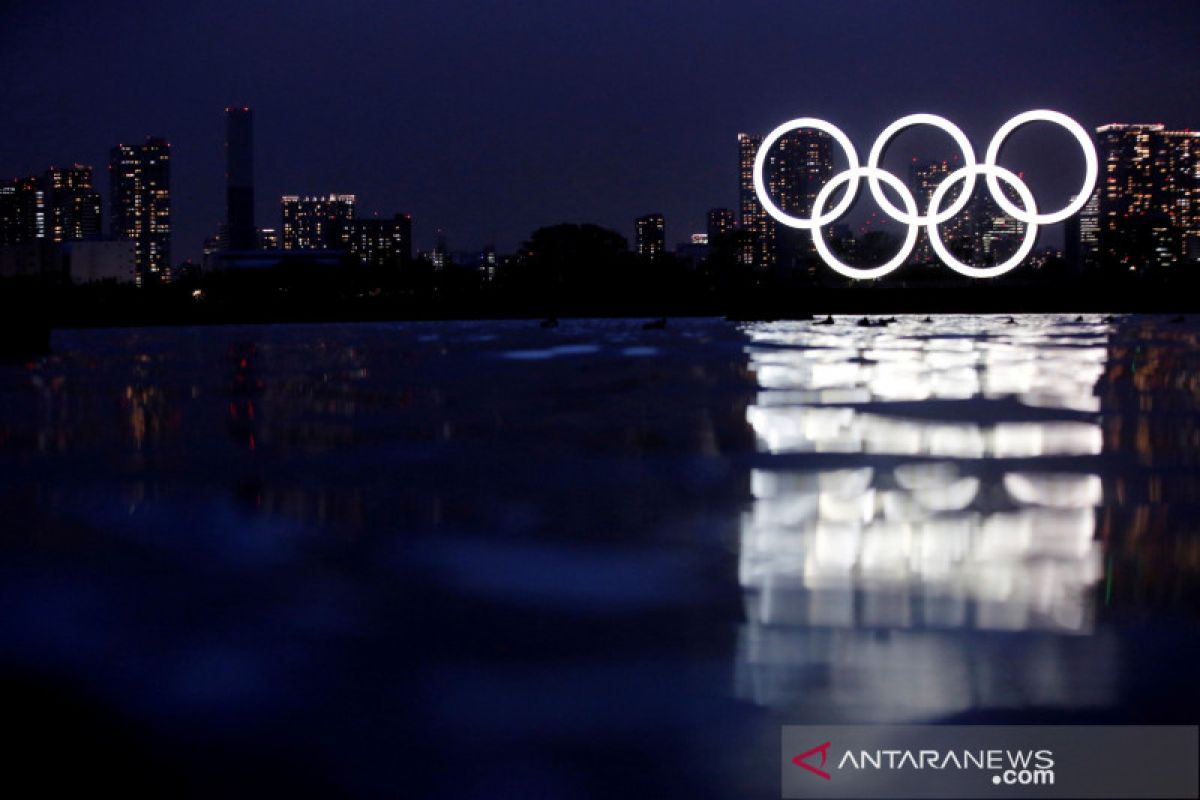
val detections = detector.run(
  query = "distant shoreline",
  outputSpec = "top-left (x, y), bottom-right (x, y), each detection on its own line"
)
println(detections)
top-left (3, 281), bottom-right (1198, 350)
top-left (40, 286), bottom-right (1200, 329)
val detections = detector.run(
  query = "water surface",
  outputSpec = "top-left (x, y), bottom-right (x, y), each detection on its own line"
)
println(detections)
top-left (1, 315), bottom-right (1196, 796)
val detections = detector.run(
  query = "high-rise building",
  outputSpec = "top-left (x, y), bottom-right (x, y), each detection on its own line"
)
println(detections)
top-left (1066, 189), bottom-right (1101, 272)
top-left (480, 244), bottom-right (498, 281)
top-left (431, 229), bottom-right (448, 270)
top-left (346, 213), bottom-right (412, 267)
top-left (738, 129), bottom-right (833, 270)
top-left (908, 159), bottom-right (949, 264)
top-left (907, 157), bottom-right (1030, 267)
top-left (635, 213), bottom-right (665, 258)
top-left (280, 194), bottom-right (356, 250)
top-left (737, 133), bottom-right (772, 268)
top-left (109, 137), bottom-right (171, 282)
top-left (1095, 123), bottom-right (1200, 270)
top-left (768, 129), bottom-right (833, 271)
top-left (907, 158), bottom-right (975, 264)
top-left (0, 176), bottom-right (46, 245)
top-left (225, 107), bottom-right (256, 250)
top-left (706, 208), bottom-right (735, 242)
top-left (974, 193), bottom-right (1023, 264)
top-left (44, 165), bottom-right (101, 243)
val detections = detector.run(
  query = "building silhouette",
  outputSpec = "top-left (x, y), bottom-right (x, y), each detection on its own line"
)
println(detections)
top-left (1080, 190), bottom-right (1100, 266)
top-left (737, 129), bottom-right (833, 272)
top-left (2, 164), bottom-right (102, 250)
top-left (737, 133), bottom-right (772, 269)
top-left (45, 165), bottom-right (102, 243)
top-left (281, 194), bottom-right (356, 250)
top-left (109, 137), bottom-right (171, 282)
top-left (907, 158), bottom-right (977, 264)
top-left (431, 229), bottom-right (448, 270)
top-left (1065, 189), bottom-right (1100, 272)
top-left (225, 107), bottom-right (256, 250)
top-left (0, 176), bottom-right (46, 245)
top-left (973, 193), bottom-right (1023, 264)
top-left (634, 213), bottom-right (665, 258)
top-left (347, 213), bottom-right (412, 267)
top-left (706, 207), bottom-right (735, 242)
top-left (257, 228), bottom-right (279, 250)
top-left (1095, 123), bottom-right (1200, 270)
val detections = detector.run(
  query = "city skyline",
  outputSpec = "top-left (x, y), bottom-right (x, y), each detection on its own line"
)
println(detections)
top-left (3, 2), bottom-right (1199, 262)
top-left (4, 104), bottom-right (1198, 283)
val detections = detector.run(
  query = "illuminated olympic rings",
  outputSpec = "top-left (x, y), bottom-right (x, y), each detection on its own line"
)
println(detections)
top-left (751, 110), bottom-right (1098, 279)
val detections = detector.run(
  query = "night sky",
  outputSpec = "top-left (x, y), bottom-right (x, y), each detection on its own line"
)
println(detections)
top-left (3, 0), bottom-right (1199, 261)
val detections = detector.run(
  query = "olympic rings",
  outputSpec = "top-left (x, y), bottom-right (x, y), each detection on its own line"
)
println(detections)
top-left (752, 109), bottom-right (1097, 278)
top-left (983, 109), bottom-right (1098, 225)
top-left (866, 113), bottom-right (976, 225)
top-left (928, 164), bottom-right (1039, 278)
top-left (753, 117), bottom-right (859, 229)
top-left (811, 166), bottom-right (920, 280)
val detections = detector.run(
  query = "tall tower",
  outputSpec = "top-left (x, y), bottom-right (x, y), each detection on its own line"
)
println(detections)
top-left (0, 176), bottom-right (46, 245)
top-left (738, 129), bottom-right (833, 271)
top-left (110, 137), bottom-right (171, 282)
top-left (1065, 189), bottom-right (1101, 272)
top-left (908, 159), bottom-right (949, 264)
top-left (634, 213), bottom-right (665, 258)
top-left (764, 128), bottom-right (833, 270)
top-left (225, 107), bottom-right (256, 250)
top-left (737, 133), bottom-right (772, 268)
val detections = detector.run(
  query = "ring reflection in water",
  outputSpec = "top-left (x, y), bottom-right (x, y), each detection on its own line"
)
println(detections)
top-left (735, 315), bottom-right (1117, 722)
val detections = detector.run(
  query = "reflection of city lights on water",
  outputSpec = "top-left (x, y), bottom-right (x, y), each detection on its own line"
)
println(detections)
top-left (741, 466), bottom-right (1102, 634)
top-left (747, 404), bottom-right (1102, 457)
top-left (735, 317), bottom-right (1116, 718)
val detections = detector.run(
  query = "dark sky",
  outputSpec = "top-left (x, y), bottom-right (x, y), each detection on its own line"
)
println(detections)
top-left (3, 0), bottom-right (1199, 261)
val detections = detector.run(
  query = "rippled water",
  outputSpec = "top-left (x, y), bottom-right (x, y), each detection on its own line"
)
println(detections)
top-left (1, 315), bottom-right (1196, 796)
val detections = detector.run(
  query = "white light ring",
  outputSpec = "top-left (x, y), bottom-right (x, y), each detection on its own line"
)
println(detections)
top-left (984, 109), bottom-right (1098, 225)
top-left (753, 117), bottom-right (859, 230)
top-left (811, 166), bottom-right (920, 280)
top-left (927, 163), bottom-right (1039, 279)
top-left (865, 113), bottom-right (977, 225)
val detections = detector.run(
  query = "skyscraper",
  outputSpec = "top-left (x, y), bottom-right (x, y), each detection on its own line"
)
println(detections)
top-left (635, 213), bottom-right (665, 258)
top-left (109, 137), bottom-right (171, 282)
top-left (346, 213), bottom-right (412, 267)
top-left (45, 165), bottom-right (101, 243)
top-left (1065, 189), bottom-right (1100, 272)
top-left (737, 133), bottom-right (772, 268)
top-left (907, 158), bottom-right (975, 264)
top-left (738, 129), bottom-right (833, 271)
top-left (0, 176), bottom-right (46, 245)
top-left (706, 207), bottom-right (735, 242)
top-left (974, 193), bottom-right (1023, 264)
top-left (225, 107), bottom-right (256, 250)
top-left (1079, 190), bottom-right (1100, 267)
top-left (431, 229), bottom-right (448, 270)
top-left (280, 194), bottom-right (356, 250)
top-left (1095, 123), bottom-right (1200, 270)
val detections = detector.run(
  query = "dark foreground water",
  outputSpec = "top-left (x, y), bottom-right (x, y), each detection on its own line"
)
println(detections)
top-left (1, 315), bottom-right (1197, 796)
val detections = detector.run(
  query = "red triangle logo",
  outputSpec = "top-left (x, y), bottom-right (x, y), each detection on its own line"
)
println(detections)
top-left (792, 741), bottom-right (832, 780)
